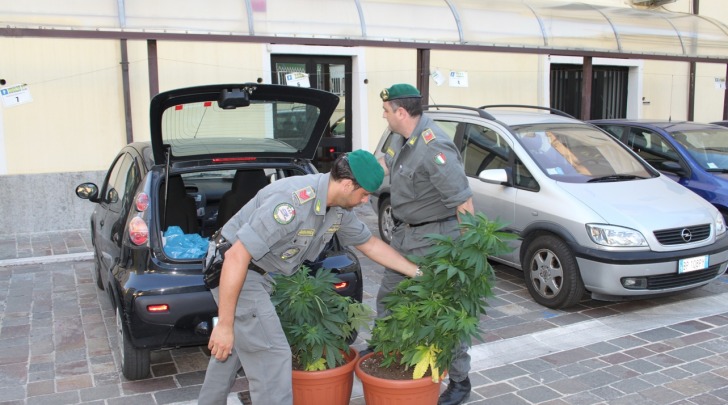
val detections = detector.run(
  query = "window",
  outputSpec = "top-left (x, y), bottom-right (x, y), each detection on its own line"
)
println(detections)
top-left (627, 128), bottom-right (679, 167)
top-left (103, 153), bottom-right (138, 213)
top-left (460, 124), bottom-right (510, 177)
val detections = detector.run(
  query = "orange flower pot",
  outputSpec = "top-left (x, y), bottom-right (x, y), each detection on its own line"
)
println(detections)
top-left (291, 347), bottom-right (359, 405)
top-left (354, 352), bottom-right (443, 405)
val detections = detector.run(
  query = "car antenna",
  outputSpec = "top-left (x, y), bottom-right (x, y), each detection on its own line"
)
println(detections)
top-left (162, 145), bottom-right (171, 232)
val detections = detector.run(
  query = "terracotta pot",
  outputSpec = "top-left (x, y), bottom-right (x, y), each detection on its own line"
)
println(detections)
top-left (291, 347), bottom-right (359, 405)
top-left (354, 352), bottom-right (443, 405)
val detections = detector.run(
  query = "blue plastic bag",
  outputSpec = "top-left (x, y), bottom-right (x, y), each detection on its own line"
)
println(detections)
top-left (163, 226), bottom-right (209, 259)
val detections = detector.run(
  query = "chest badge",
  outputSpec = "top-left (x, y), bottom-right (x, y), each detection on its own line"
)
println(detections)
top-left (273, 203), bottom-right (296, 224)
top-left (434, 152), bottom-right (447, 165)
top-left (422, 129), bottom-right (436, 144)
top-left (280, 247), bottom-right (300, 260)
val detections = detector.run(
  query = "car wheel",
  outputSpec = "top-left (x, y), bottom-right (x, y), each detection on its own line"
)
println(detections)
top-left (93, 250), bottom-right (104, 290)
top-left (522, 234), bottom-right (585, 309)
top-left (116, 306), bottom-right (150, 380)
top-left (378, 196), bottom-right (394, 244)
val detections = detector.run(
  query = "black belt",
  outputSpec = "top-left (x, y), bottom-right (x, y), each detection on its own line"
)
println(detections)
top-left (212, 229), bottom-right (267, 276)
top-left (393, 215), bottom-right (457, 228)
top-left (248, 262), bottom-right (268, 276)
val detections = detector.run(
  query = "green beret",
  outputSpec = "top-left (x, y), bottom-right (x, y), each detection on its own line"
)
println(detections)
top-left (380, 83), bottom-right (421, 101)
top-left (347, 150), bottom-right (384, 193)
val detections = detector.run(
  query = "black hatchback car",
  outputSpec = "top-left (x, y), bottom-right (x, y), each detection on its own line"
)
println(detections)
top-left (75, 84), bottom-right (363, 380)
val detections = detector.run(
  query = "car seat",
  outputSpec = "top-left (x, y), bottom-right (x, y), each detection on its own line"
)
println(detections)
top-left (161, 175), bottom-right (200, 235)
top-left (217, 169), bottom-right (269, 228)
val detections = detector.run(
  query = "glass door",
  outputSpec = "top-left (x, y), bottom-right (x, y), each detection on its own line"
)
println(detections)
top-left (272, 55), bottom-right (352, 172)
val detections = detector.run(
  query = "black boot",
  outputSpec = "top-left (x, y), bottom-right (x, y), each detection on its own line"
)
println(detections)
top-left (438, 376), bottom-right (471, 405)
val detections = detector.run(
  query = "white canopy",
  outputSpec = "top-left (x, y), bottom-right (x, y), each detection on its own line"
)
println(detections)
top-left (2, 0), bottom-right (728, 62)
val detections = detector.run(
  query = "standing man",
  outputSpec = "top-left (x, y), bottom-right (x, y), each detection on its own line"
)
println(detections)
top-left (198, 150), bottom-right (421, 405)
top-left (376, 84), bottom-right (474, 405)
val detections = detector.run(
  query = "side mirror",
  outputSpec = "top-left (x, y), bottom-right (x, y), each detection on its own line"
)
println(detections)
top-left (76, 182), bottom-right (99, 202)
top-left (478, 168), bottom-right (510, 186)
top-left (660, 161), bottom-right (686, 177)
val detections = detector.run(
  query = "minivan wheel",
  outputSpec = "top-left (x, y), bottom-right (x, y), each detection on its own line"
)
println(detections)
top-left (523, 235), bottom-right (585, 309)
top-left (116, 306), bottom-right (150, 380)
top-left (378, 196), bottom-right (394, 244)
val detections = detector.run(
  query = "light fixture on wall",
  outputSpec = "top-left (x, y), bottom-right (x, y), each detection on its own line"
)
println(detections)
top-left (628, 0), bottom-right (677, 8)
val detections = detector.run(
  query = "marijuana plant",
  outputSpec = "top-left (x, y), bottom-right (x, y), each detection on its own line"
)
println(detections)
top-left (367, 212), bottom-right (514, 381)
top-left (271, 266), bottom-right (373, 371)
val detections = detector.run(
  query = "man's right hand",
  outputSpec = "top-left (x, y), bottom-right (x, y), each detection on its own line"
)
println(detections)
top-left (208, 322), bottom-right (234, 361)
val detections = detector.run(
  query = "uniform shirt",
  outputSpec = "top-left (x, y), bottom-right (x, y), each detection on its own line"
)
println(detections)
top-left (220, 172), bottom-right (371, 275)
top-left (384, 114), bottom-right (472, 224)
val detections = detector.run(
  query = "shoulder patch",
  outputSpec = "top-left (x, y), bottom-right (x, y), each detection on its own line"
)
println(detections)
top-left (434, 152), bottom-right (447, 165)
top-left (293, 186), bottom-right (315, 205)
top-left (273, 203), bottom-right (296, 224)
top-left (422, 129), bottom-right (436, 144)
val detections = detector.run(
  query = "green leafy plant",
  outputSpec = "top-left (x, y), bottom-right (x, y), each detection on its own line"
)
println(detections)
top-left (271, 266), bottom-right (373, 371)
top-left (367, 212), bottom-right (514, 381)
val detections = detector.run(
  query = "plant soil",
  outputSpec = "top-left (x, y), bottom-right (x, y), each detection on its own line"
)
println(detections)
top-left (359, 352), bottom-right (433, 380)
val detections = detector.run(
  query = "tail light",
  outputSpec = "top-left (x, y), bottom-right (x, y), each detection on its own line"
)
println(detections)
top-left (135, 192), bottom-right (149, 212)
top-left (129, 216), bottom-right (149, 245)
top-left (147, 304), bottom-right (169, 313)
top-left (333, 281), bottom-right (349, 290)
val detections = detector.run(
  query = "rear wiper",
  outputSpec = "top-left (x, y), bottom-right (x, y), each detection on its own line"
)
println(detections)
top-left (587, 175), bottom-right (645, 183)
top-left (705, 168), bottom-right (728, 173)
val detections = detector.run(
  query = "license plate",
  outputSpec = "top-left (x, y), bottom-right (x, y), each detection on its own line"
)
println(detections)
top-left (678, 255), bottom-right (708, 273)
top-left (212, 317), bottom-right (218, 328)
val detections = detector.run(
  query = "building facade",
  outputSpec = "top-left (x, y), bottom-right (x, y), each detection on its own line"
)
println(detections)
top-left (1, 0), bottom-right (727, 233)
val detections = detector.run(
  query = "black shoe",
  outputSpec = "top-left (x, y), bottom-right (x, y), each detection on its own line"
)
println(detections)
top-left (359, 346), bottom-right (375, 357)
top-left (438, 377), bottom-right (471, 405)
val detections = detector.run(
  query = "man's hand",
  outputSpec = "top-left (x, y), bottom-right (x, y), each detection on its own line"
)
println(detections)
top-left (208, 322), bottom-right (234, 361)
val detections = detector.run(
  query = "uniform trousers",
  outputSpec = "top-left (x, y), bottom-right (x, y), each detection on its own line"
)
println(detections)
top-left (376, 219), bottom-right (471, 383)
top-left (198, 271), bottom-right (292, 405)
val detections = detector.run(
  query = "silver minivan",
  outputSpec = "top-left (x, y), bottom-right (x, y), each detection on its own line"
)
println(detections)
top-left (371, 105), bottom-right (728, 309)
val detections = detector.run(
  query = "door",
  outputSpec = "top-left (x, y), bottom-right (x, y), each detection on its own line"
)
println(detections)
top-left (96, 151), bottom-right (140, 276)
top-left (551, 64), bottom-right (628, 120)
top-left (271, 55), bottom-right (353, 172)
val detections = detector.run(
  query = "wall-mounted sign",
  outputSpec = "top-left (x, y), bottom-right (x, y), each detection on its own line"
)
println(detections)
top-left (1, 83), bottom-right (33, 107)
top-left (715, 77), bottom-right (726, 90)
top-left (449, 71), bottom-right (469, 88)
top-left (285, 72), bottom-right (311, 88)
top-left (431, 69), bottom-right (445, 86)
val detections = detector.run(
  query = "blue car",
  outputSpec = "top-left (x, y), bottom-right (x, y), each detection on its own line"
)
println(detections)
top-left (590, 119), bottom-right (728, 220)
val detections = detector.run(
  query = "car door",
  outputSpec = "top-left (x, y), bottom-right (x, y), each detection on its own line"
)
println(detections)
top-left (96, 151), bottom-right (140, 277)
top-left (454, 121), bottom-right (520, 264)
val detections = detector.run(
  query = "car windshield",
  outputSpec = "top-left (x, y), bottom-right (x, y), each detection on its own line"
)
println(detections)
top-left (670, 128), bottom-right (728, 171)
top-left (160, 101), bottom-right (321, 157)
top-left (513, 123), bottom-right (653, 183)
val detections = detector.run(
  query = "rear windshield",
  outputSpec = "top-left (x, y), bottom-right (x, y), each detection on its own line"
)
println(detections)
top-left (161, 101), bottom-right (321, 157)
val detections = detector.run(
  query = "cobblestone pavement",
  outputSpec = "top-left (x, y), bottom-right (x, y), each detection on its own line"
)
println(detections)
top-left (0, 204), bottom-right (727, 404)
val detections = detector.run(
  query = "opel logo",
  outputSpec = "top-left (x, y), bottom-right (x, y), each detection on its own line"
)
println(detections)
top-left (681, 228), bottom-right (693, 242)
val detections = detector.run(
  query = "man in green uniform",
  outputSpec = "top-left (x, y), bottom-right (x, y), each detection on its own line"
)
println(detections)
top-left (376, 84), bottom-right (475, 405)
top-left (198, 150), bottom-right (421, 405)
